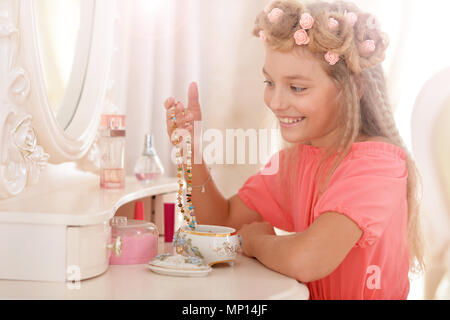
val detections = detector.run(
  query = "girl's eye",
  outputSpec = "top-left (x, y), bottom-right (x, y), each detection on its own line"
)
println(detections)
top-left (264, 81), bottom-right (306, 93)
top-left (291, 86), bottom-right (306, 93)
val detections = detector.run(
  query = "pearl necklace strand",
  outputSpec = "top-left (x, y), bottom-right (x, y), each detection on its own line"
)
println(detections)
top-left (170, 106), bottom-right (197, 231)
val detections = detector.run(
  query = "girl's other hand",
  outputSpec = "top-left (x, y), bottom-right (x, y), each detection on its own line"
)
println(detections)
top-left (238, 221), bottom-right (276, 258)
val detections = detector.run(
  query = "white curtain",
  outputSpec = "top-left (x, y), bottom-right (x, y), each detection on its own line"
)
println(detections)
top-left (126, 0), bottom-right (270, 198)
top-left (126, 0), bottom-right (450, 196)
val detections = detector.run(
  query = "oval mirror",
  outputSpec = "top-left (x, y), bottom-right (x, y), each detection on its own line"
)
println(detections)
top-left (20, 0), bottom-right (117, 163)
top-left (34, 0), bottom-right (94, 133)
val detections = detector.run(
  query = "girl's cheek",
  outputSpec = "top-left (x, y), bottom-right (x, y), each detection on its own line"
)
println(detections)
top-left (297, 95), bottom-right (316, 114)
top-left (292, 96), bottom-right (308, 113)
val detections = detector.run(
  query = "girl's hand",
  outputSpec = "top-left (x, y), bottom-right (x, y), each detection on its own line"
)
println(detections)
top-left (164, 82), bottom-right (203, 147)
top-left (238, 222), bottom-right (276, 258)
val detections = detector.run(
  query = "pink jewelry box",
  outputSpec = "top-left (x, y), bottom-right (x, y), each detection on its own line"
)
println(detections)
top-left (109, 217), bottom-right (159, 265)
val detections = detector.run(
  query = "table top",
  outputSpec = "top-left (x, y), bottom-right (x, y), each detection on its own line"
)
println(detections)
top-left (0, 163), bottom-right (179, 226)
top-left (0, 240), bottom-right (310, 300)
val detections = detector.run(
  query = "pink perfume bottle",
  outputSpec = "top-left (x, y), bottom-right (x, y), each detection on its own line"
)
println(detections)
top-left (134, 133), bottom-right (165, 183)
top-left (99, 114), bottom-right (126, 189)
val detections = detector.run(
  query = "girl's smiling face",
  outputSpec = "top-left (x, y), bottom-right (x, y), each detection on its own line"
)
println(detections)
top-left (263, 46), bottom-right (342, 148)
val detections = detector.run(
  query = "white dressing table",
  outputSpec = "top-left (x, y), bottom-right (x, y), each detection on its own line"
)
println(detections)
top-left (0, 239), bottom-right (310, 300)
top-left (0, 162), bottom-right (310, 299)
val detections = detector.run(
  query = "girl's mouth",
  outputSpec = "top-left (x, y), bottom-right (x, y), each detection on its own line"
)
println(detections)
top-left (278, 117), bottom-right (306, 128)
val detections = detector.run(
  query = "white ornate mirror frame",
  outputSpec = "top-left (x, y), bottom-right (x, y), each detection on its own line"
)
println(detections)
top-left (0, 0), bottom-right (120, 198)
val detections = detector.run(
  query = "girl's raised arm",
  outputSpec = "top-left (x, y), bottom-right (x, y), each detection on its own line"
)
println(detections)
top-left (164, 83), bottom-right (263, 230)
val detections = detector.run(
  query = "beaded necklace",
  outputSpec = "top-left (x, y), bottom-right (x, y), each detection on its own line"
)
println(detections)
top-left (170, 105), bottom-right (197, 231)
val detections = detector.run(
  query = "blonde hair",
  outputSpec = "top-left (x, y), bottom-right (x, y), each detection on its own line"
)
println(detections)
top-left (254, 0), bottom-right (425, 273)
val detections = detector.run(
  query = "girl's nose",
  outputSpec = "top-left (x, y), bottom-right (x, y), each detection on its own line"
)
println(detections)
top-left (269, 89), bottom-right (288, 111)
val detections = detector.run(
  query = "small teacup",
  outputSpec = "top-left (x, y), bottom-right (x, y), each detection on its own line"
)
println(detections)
top-left (173, 225), bottom-right (241, 266)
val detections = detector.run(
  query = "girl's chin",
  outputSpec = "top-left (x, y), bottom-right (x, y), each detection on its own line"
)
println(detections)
top-left (280, 132), bottom-right (308, 144)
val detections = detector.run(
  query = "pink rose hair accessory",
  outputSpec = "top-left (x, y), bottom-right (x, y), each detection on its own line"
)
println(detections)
top-left (293, 12), bottom-right (314, 46)
top-left (344, 11), bottom-right (358, 27)
top-left (360, 39), bottom-right (376, 55)
top-left (294, 29), bottom-right (310, 46)
top-left (328, 18), bottom-right (340, 31)
top-left (268, 8), bottom-right (284, 24)
top-left (300, 13), bottom-right (314, 30)
top-left (325, 51), bottom-right (340, 65)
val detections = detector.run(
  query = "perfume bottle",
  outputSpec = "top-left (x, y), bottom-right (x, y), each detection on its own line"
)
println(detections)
top-left (134, 133), bottom-right (165, 183)
top-left (99, 114), bottom-right (126, 189)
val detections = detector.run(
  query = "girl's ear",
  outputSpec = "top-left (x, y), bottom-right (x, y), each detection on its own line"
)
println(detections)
top-left (354, 74), bottom-right (366, 100)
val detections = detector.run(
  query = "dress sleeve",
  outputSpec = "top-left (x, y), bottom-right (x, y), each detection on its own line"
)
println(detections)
top-left (313, 152), bottom-right (408, 248)
top-left (238, 152), bottom-right (295, 232)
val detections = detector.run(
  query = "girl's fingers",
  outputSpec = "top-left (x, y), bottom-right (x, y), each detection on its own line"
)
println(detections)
top-left (165, 99), bottom-right (196, 146)
top-left (166, 102), bottom-right (194, 123)
top-left (187, 82), bottom-right (201, 115)
top-left (164, 97), bottom-right (175, 110)
top-left (166, 105), bottom-right (193, 143)
top-left (166, 102), bottom-right (182, 119)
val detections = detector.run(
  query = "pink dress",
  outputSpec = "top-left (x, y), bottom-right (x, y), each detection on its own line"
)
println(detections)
top-left (238, 142), bottom-right (410, 300)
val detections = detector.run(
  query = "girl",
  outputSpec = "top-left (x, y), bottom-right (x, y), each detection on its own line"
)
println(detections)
top-left (164, 0), bottom-right (424, 300)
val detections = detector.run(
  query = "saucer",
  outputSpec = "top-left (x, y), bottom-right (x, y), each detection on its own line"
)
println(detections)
top-left (148, 253), bottom-right (212, 278)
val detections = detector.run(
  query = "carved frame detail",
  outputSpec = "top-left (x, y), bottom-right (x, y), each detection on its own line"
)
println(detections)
top-left (0, 0), bottom-right (49, 198)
